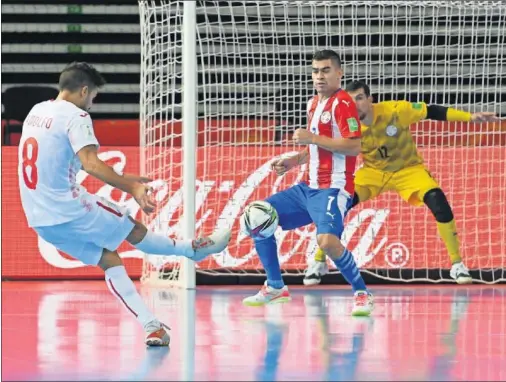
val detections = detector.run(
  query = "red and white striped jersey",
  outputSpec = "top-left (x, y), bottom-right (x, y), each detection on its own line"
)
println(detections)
top-left (303, 89), bottom-right (361, 195)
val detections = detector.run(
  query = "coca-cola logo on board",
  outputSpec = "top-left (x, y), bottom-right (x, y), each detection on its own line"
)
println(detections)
top-left (37, 150), bottom-right (398, 270)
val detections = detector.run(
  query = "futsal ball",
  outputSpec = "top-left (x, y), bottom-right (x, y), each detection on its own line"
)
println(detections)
top-left (240, 200), bottom-right (279, 239)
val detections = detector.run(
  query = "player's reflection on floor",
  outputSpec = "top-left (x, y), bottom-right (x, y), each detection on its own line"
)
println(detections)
top-left (427, 288), bottom-right (470, 382)
top-left (39, 290), bottom-right (172, 381)
top-left (304, 293), bottom-right (373, 382)
top-left (252, 319), bottom-right (287, 381)
top-left (120, 347), bottom-right (171, 381)
top-left (428, 287), bottom-right (506, 382)
top-left (248, 293), bottom-right (373, 382)
top-left (3, 283), bottom-right (506, 381)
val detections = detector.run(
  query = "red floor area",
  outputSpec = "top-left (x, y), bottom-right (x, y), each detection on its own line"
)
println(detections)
top-left (2, 282), bottom-right (506, 381)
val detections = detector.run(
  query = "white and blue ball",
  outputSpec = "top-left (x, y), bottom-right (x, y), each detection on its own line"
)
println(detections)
top-left (240, 200), bottom-right (279, 239)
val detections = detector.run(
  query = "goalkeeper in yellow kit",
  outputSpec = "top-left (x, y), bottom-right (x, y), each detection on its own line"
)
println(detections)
top-left (304, 80), bottom-right (499, 286)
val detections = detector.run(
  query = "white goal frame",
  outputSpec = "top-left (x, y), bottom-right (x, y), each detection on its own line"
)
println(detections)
top-left (139, 0), bottom-right (506, 288)
top-left (179, 1), bottom-right (197, 289)
top-left (139, 1), bottom-right (197, 289)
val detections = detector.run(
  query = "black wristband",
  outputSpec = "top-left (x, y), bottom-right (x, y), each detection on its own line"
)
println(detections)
top-left (426, 104), bottom-right (448, 121)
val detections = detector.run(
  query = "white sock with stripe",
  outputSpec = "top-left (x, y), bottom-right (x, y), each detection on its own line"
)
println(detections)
top-left (105, 265), bottom-right (156, 328)
top-left (133, 230), bottom-right (194, 257)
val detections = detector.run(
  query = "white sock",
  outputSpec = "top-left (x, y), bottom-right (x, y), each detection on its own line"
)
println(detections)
top-left (134, 230), bottom-right (193, 257)
top-left (105, 265), bottom-right (156, 328)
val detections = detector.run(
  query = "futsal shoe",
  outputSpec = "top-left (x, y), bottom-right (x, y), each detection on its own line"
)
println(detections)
top-left (243, 281), bottom-right (292, 306)
top-left (351, 291), bottom-right (374, 317)
top-left (144, 320), bottom-right (170, 347)
top-left (189, 228), bottom-right (232, 261)
top-left (450, 262), bottom-right (473, 284)
top-left (303, 261), bottom-right (329, 286)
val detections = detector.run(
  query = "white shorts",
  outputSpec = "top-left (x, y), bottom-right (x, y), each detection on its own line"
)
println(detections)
top-left (34, 194), bottom-right (135, 266)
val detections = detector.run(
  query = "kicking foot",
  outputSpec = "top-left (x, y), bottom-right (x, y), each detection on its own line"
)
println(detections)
top-left (351, 291), bottom-right (374, 317)
top-left (303, 261), bottom-right (329, 286)
top-left (145, 320), bottom-right (170, 347)
top-left (243, 281), bottom-right (291, 307)
top-left (189, 228), bottom-right (232, 261)
top-left (450, 262), bottom-right (472, 284)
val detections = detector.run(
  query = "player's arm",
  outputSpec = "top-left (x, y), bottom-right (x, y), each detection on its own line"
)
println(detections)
top-left (395, 100), bottom-right (498, 125)
top-left (311, 135), bottom-right (361, 156)
top-left (78, 165), bottom-right (150, 183)
top-left (294, 98), bottom-right (362, 156)
top-left (292, 97), bottom-right (315, 165)
top-left (77, 145), bottom-right (140, 194)
top-left (426, 104), bottom-right (499, 123)
top-left (271, 97), bottom-right (314, 176)
top-left (123, 173), bottom-right (152, 183)
top-left (85, 165), bottom-right (151, 184)
top-left (271, 148), bottom-right (308, 176)
top-left (279, 148), bottom-right (309, 165)
top-left (294, 148), bottom-right (309, 165)
top-left (68, 114), bottom-right (155, 212)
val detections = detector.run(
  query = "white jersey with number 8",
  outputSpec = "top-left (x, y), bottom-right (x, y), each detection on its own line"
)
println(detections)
top-left (18, 99), bottom-right (100, 228)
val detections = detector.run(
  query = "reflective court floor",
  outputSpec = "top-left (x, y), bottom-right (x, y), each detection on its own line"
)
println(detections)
top-left (2, 282), bottom-right (506, 381)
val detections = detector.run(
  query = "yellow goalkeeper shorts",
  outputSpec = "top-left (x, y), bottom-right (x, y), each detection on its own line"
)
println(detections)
top-left (354, 164), bottom-right (440, 207)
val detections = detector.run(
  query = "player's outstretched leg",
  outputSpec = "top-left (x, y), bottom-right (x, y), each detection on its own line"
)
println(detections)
top-left (242, 235), bottom-right (291, 306)
top-left (128, 218), bottom-right (231, 262)
top-left (318, 234), bottom-right (374, 316)
top-left (98, 249), bottom-right (171, 347)
top-left (423, 188), bottom-right (472, 284)
top-left (304, 192), bottom-right (361, 286)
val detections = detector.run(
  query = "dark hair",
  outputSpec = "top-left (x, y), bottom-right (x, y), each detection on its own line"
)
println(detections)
top-left (312, 49), bottom-right (342, 68)
top-left (346, 80), bottom-right (371, 97)
top-left (58, 62), bottom-right (106, 92)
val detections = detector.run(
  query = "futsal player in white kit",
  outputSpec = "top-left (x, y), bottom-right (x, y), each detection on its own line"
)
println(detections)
top-left (18, 62), bottom-right (231, 346)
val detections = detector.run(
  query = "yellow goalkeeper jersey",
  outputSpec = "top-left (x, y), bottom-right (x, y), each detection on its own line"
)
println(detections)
top-left (360, 100), bottom-right (428, 172)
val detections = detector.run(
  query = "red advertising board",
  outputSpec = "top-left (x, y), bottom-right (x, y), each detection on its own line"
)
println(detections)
top-left (3, 119), bottom-right (277, 146)
top-left (6, 118), bottom-right (503, 146)
top-left (87, 118), bottom-right (506, 146)
top-left (2, 146), bottom-right (505, 279)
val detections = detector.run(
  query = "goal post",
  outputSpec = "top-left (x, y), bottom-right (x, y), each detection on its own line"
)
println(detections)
top-left (138, 0), bottom-right (506, 287)
top-left (180, 1), bottom-right (197, 289)
top-left (139, 0), bottom-right (198, 288)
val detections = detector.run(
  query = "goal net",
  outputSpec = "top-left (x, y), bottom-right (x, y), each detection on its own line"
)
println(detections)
top-left (138, 0), bottom-right (506, 287)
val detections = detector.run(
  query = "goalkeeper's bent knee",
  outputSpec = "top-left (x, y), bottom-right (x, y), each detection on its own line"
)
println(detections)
top-left (423, 188), bottom-right (454, 223)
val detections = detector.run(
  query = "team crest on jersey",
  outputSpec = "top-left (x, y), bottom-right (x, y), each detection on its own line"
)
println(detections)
top-left (386, 125), bottom-right (398, 136)
top-left (320, 111), bottom-right (331, 124)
